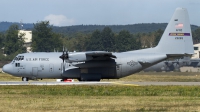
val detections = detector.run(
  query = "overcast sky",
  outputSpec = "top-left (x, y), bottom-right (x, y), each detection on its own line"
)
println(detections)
top-left (1, 0), bottom-right (199, 26)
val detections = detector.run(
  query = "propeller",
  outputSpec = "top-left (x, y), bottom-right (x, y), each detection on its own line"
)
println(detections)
top-left (165, 59), bottom-right (181, 71)
top-left (173, 59), bottom-right (180, 71)
top-left (59, 47), bottom-right (69, 63)
top-left (59, 47), bottom-right (69, 75)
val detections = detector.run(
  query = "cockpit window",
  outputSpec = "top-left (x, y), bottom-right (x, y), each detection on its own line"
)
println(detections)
top-left (13, 56), bottom-right (24, 61)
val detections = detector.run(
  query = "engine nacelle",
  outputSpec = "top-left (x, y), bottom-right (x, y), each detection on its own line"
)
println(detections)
top-left (68, 52), bottom-right (93, 62)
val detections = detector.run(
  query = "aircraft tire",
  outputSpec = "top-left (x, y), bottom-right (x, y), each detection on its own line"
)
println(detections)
top-left (78, 77), bottom-right (100, 82)
top-left (22, 77), bottom-right (29, 81)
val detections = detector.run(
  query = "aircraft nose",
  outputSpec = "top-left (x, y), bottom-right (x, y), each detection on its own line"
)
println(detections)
top-left (2, 64), bottom-right (13, 74)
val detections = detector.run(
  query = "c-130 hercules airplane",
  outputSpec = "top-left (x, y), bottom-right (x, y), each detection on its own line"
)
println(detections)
top-left (3, 8), bottom-right (194, 81)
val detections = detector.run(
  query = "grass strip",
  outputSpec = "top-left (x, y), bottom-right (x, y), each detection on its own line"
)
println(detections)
top-left (0, 85), bottom-right (200, 96)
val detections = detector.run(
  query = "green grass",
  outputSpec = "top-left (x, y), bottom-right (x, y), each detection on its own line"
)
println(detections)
top-left (1, 72), bottom-right (200, 111)
top-left (0, 85), bottom-right (200, 96)
top-left (0, 85), bottom-right (200, 112)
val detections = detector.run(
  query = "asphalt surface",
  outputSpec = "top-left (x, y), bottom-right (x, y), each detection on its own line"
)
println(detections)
top-left (0, 81), bottom-right (200, 86)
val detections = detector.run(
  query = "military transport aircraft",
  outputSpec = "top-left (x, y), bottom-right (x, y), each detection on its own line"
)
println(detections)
top-left (3, 8), bottom-right (194, 81)
top-left (184, 58), bottom-right (200, 67)
top-left (144, 56), bottom-right (200, 72)
top-left (144, 57), bottom-right (191, 72)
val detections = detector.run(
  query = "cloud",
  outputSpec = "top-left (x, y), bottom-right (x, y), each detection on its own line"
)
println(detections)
top-left (44, 14), bottom-right (75, 26)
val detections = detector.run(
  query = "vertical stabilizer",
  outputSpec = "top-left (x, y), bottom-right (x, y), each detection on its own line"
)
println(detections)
top-left (156, 8), bottom-right (194, 56)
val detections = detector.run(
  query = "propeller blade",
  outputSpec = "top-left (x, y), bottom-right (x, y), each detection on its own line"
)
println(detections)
top-left (65, 47), bottom-right (68, 59)
top-left (63, 46), bottom-right (64, 54)
top-left (59, 46), bottom-right (68, 74)
top-left (59, 46), bottom-right (69, 63)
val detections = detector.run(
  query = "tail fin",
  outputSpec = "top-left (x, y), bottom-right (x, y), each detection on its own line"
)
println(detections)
top-left (156, 8), bottom-right (194, 56)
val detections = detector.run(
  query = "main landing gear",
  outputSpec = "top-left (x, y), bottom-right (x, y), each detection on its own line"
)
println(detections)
top-left (22, 77), bottom-right (29, 81)
top-left (78, 78), bottom-right (100, 82)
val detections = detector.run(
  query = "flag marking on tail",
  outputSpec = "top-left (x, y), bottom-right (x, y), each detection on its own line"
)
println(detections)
top-left (175, 23), bottom-right (183, 28)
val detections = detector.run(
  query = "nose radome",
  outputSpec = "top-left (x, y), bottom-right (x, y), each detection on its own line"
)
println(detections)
top-left (2, 64), bottom-right (13, 74)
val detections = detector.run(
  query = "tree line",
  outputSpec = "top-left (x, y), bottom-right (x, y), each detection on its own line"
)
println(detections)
top-left (1, 22), bottom-right (198, 35)
top-left (0, 21), bottom-right (200, 61)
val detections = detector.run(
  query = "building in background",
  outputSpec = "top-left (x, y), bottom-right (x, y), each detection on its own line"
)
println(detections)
top-left (18, 30), bottom-right (32, 52)
top-left (191, 43), bottom-right (200, 59)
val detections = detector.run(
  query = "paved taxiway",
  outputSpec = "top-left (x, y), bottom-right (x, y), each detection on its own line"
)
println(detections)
top-left (1, 81), bottom-right (200, 86)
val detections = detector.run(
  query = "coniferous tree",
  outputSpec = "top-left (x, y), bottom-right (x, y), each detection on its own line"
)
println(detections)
top-left (154, 29), bottom-right (164, 46)
top-left (193, 28), bottom-right (200, 44)
top-left (31, 21), bottom-right (62, 52)
top-left (0, 32), bottom-right (5, 50)
top-left (4, 24), bottom-right (26, 55)
top-left (101, 27), bottom-right (115, 51)
top-left (87, 30), bottom-right (102, 51)
top-left (115, 30), bottom-right (132, 52)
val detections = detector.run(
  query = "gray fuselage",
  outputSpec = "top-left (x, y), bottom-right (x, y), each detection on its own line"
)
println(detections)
top-left (3, 52), bottom-right (167, 81)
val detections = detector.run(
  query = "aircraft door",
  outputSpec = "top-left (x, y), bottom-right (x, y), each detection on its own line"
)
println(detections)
top-left (49, 64), bottom-right (54, 72)
top-left (32, 67), bottom-right (38, 76)
top-left (116, 64), bottom-right (122, 78)
top-left (19, 65), bottom-right (26, 75)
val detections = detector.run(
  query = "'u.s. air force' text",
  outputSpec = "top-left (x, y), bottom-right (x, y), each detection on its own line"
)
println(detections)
top-left (26, 58), bottom-right (49, 61)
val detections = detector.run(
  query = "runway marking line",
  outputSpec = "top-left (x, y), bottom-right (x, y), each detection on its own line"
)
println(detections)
top-left (111, 82), bottom-right (140, 86)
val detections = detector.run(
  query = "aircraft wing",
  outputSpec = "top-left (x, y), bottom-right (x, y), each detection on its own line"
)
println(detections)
top-left (67, 51), bottom-right (116, 62)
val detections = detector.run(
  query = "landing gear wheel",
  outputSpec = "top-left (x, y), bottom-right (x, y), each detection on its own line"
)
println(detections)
top-left (78, 78), bottom-right (100, 82)
top-left (22, 77), bottom-right (29, 81)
